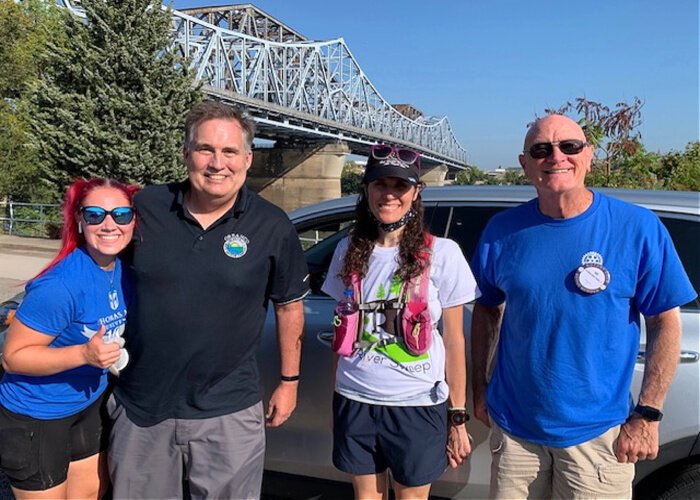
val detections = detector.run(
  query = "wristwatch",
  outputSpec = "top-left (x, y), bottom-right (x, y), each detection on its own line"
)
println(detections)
top-left (448, 408), bottom-right (470, 426)
top-left (633, 404), bottom-right (663, 422)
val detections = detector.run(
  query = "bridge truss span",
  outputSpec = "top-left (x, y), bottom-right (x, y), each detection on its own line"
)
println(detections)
top-left (172, 10), bottom-right (466, 166)
top-left (59, 1), bottom-right (468, 167)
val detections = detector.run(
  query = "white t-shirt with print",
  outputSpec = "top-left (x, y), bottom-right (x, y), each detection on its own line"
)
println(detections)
top-left (322, 236), bottom-right (480, 406)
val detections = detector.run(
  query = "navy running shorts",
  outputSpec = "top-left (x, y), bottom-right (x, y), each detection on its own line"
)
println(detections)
top-left (332, 392), bottom-right (448, 487)
top-left (0, 391), bottom-right (108, 491)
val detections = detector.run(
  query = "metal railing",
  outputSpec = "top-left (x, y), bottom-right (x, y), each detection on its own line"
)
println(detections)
top-left (0, 202), bottom-right (62, 238)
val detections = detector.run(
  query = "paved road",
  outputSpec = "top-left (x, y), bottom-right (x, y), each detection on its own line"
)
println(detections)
top-left (0, 235), bottom-right (58, 302)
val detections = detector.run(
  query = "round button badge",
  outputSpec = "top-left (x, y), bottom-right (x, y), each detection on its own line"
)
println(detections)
top-left (575, 263), bottom-right (610, 294)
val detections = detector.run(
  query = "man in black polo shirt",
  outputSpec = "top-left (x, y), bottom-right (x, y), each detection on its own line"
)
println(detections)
top-left (108, 101), bottom-right (309, 499)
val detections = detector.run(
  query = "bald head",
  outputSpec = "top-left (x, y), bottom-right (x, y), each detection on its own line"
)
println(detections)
top-left (524, 114), bottom-right (587, 150)
top-left (518, 114), bottom-right (594, 212)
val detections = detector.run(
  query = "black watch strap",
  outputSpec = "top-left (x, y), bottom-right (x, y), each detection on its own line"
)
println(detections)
top-left (633, 404), bottom-right (663, 421)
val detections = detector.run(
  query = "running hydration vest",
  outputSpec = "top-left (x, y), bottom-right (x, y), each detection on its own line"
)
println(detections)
top-left (331, 234), bottom-right (435, 356)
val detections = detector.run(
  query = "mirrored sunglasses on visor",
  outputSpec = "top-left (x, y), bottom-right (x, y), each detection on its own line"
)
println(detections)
top-left (80, 206), bottom-right (135, 225)
top-left (370, 145), bottom-right (420, 165)
top-left (525, 139), bottom-right (588, 159)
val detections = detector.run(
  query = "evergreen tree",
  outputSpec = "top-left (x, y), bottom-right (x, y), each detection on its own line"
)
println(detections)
top-left (28, 0), bottom-right (201, 196)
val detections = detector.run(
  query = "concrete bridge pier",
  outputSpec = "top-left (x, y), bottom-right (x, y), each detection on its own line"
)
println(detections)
top-left (420, 164), bottom-right (448, 186)
top-left (248, 141), bottom-right (350, 212)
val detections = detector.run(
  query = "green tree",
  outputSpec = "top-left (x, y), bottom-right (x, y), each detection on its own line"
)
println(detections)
top-left (659, 141), bottom-right (700, 191)
top-left (503, 169), bottom-right (530, 186)
top-left (452, 166), bottom-right (485, 185)
top-left (453, 166), bottom-right (530, 186)
top-left (0, 0), bottom-right (66, 201)
top-left (341, 160), bottom-right (363, 195)
top-left (545, 97), bottom-right (644, 187)
top-left (542, 98), bottom-right (699, 191)
top-left (0, 107), bottom-right (42, 200)
top-left (590, 147), bottom-right (663, 189)
top-left (27, 0), bottom-right (201, 196)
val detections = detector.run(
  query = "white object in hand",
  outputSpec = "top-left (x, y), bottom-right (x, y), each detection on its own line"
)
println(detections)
top-left (106, 335), bottom-right (129, 376)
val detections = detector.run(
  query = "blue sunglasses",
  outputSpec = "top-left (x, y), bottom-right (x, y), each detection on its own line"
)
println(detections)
top-left (80, 206), bottom-right (135, 225)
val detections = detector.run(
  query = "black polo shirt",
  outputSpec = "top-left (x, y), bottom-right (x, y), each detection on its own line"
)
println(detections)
top-left (115, 181), bottom-right (309, 426)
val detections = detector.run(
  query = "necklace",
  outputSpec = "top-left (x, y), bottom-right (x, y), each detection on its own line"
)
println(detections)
top-left (103, 262), bottom-right (121, 311)
top-left (103, 264), bottom-right (116, 291)
top-left (370, 208), bottom-right (416, 233)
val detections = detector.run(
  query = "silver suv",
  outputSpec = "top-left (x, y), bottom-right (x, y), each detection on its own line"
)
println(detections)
top-left (258, 185), bottom-right (699, 499)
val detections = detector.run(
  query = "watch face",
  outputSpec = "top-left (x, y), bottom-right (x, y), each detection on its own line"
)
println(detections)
top-left (449, 411), bottom-right (468, 426)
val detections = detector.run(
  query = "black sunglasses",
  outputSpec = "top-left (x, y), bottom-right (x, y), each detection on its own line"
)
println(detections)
top-left (525, 139), bottom-right (588, 159)
top-left (80, 206), bottom-right (135, 225)
top-left (370, 145), bottom-right (420, 165)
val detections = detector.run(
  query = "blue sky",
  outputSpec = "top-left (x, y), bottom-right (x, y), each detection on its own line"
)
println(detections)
top-left (172, 0), bottom-right (699, 170)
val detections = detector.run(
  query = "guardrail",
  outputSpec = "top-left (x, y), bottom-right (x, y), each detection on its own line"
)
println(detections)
top-left (0, 202), bottom-right (62, 238)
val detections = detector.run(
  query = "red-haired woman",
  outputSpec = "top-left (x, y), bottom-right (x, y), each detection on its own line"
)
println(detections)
top-left (0, 178), bottom-right (138, 499)
top-left (322, 146), bottom-right (480, 499)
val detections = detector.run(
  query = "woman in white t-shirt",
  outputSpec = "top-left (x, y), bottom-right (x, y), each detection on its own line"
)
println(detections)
top-left (322, 145), bottom-right (480, 499)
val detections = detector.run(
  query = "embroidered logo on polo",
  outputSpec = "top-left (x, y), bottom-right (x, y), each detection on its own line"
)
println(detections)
top-left (574, 251), bottom-right (611, 294)
top-left (223, 233), bottom-right (249, 258)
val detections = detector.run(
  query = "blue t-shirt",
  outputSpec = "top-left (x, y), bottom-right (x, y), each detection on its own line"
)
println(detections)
top-left (472, 191), bottom-right (697, 447)
top-left (0, 247), bottom-right (129, 419)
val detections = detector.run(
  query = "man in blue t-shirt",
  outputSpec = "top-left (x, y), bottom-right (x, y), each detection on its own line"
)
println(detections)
top-left (471, 114), bottom-right (697, 499)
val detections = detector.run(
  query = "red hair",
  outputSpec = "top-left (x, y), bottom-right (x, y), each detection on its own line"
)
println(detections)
top-left (31, 178), bottom-right (140, 281)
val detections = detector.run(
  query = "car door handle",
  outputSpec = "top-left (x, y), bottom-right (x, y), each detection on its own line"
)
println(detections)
top-left (317, 330), bottom-right (334, 346)
top-left (637, 350), bottom-right (699, 364)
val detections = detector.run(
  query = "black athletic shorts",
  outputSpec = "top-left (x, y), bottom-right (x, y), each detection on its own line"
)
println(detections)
top-left (332, 392), bottom-right (448, 487)
top-left (0, 391), bottom-right (109, 491)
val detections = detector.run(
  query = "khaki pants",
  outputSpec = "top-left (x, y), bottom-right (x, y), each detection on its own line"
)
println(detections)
top-left (489, 423), bottom-right (634, 499)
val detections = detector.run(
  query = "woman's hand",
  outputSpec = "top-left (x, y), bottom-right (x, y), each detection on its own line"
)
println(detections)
top-left (446, 424), bottom-right (472, 468)
top-left (82, 325), bottom-right (121, 368)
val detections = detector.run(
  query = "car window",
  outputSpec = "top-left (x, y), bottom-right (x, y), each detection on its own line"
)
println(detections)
top-left (426, 206), bottom-right (449, 237)
top-left (445, 206), bottom-right (509, 261)
top-left (298, 220), bottom-right (354, 252)
top-left (296, 215), bottom-right (355, 296)
top-left (659, 216), bottom-right (700, 310)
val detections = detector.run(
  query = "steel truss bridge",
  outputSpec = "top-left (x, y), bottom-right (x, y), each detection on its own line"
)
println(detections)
top-left (60, 2), bottom-right (468, 168)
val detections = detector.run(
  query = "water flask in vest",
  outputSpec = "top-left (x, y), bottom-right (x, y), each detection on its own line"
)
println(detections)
top-left (332, 288), bottom-right (360, 355)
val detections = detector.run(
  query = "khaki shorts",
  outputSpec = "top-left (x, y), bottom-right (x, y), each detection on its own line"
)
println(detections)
top-left (489, 423), bottom-right (634, 499)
